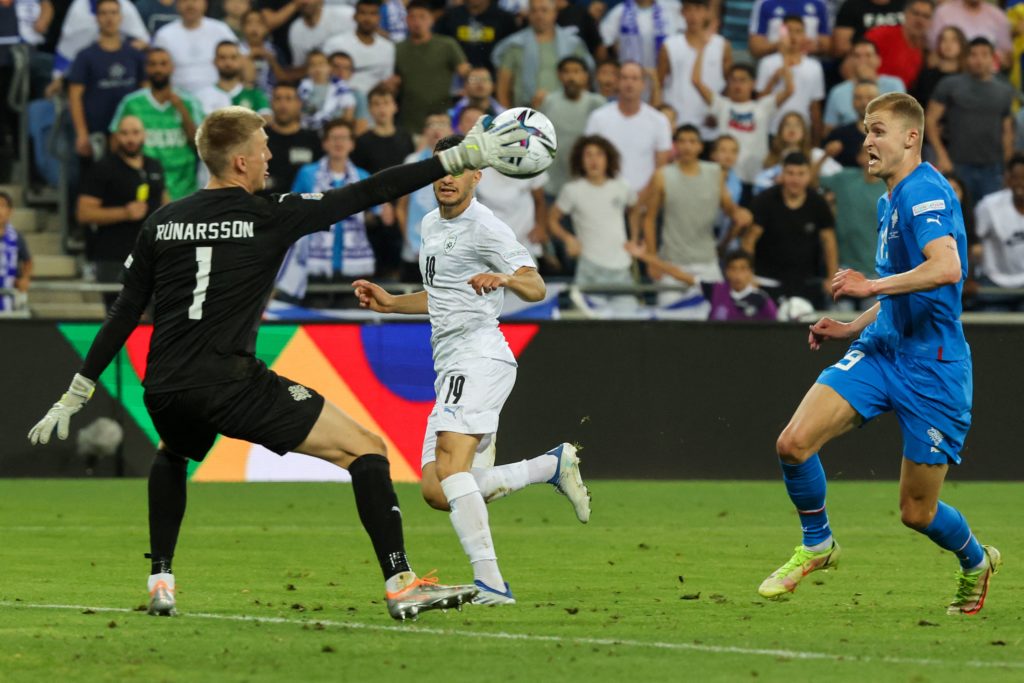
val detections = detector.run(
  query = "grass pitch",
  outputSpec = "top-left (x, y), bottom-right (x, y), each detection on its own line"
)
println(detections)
top-left (1, 479), bottom-right (1021, 682)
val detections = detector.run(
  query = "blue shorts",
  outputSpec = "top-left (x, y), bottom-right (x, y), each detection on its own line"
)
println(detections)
top-left (816, 341), bottom-right (973, 465)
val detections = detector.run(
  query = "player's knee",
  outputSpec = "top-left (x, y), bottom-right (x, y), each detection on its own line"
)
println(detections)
top-left (776, 429), bottom-right (812, 464)
top-left (154, 447), bottom-right (188, 471)
top-left (355, 431), bottom-right (387, 458)
top-left (899, 500), bottom-right (936, 530)
top-left (420, 484), bottom-right (450, 511)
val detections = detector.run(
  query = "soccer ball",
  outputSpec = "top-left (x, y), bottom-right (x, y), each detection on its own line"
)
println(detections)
top-left (486, 107), bottom-right (557, 179)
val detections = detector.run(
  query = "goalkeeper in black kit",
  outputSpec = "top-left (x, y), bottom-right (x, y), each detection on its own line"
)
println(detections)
top-left (27, 106), bottom-right (529, 621)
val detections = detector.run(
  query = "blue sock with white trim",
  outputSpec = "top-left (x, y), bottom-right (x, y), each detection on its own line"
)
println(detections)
top-left (780, 454), bottom-right (833, 549)
top-left (921, 501), bottom-right (985, 569)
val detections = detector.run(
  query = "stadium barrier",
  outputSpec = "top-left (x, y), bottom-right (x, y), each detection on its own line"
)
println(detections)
top-left (2, 320), bottom-right (1023, 481)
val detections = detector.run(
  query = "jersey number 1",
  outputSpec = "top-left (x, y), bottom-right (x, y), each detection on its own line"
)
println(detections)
top-left (189, 246), bottom-right (213, 320)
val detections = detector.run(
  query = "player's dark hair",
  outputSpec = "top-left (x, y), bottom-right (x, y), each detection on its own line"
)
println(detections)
top-left (322, 118), bottom-right (355, 138)
top-left (433, 134), bottom-right (465, 154)
top-left (723, 248), bottom-right (754, 269)
top-left (712, 134), bottom-right (738, 153)
top-left (557, 55), bottom-right (589, 73)
top-left (673, 123), bottom-right (701, 140)
top-left (968, 36), bottom-right (994, 52)
top-left (569, 134), bottom-right (620, 180)
top-left (215, 40), bottom-right (240, 55)
top-left (782, 151), bottom-right (810, 167)
top-left (368, 83), bottom-right (396, 102)
top-left (851, 37), bottom-right (878, 54)
top-left (0, 190), bottom-right (12, 209)
top-left (1007, 153), bottom-right (1024, 172)
top-left (728, 63), bottom-right (755, 81)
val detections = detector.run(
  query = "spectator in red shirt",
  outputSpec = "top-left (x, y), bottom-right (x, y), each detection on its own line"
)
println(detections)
top-left (865, 0), bottom-right (933, 89)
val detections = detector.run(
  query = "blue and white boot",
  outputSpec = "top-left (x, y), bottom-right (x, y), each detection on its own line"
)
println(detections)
top-left (472, 579), bottom-right (517, 605)
top-left (547, 443), bottom-right (591, 523)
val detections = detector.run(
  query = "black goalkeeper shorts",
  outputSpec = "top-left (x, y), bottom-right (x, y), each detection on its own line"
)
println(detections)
top-left (144, 369), bottom-right (326, 461)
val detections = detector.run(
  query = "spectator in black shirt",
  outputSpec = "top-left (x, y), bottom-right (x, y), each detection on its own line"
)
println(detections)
top-left (352, 85), bottom-right (414, 278)
top-left (555, 0), bottom-right (604, 60)
top-left (833, 0), bottom-right (905, 59)
top-left (435, 0), bottom-right (518, 68)
top-left (265, 82), bottom-right (323, 192)
top-left (76, 115), bottom-right (169, 309)
top-left (745, 152), bottom-right (838, 307)
top-left (352, 85), bottom-right (415, 173)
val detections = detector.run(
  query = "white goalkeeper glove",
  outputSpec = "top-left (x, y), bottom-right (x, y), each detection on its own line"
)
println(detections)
top-left (438, 116), bottom-right (529, 176)
top-left (28, 373), bottom-right (96, 445)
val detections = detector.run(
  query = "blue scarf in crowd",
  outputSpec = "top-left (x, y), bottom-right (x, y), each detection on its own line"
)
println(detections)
top-left (310, 158), bottom-right (374, 278)
top-left (381, 0), bottom-right (407, 42)
top-left (1, 224), bottom-right (21, 312)
top-left (618, 0), bottom-right (669, 66)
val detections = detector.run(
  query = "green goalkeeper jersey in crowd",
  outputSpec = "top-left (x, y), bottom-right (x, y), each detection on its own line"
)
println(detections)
top-left (110, 89), bottom-right (205, 201)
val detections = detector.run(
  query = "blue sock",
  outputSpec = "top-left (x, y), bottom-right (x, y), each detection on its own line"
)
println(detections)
top-left (780, 454), bottom-right (832, 548)
top-left (921, 501), bottom-right (985, 569)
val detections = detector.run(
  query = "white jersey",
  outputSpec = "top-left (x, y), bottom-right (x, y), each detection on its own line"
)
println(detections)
top-left (419, 198), bottom-right (536, 373)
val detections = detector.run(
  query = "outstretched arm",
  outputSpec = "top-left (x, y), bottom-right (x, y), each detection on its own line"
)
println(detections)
top-left (352, 280), bottom-right (429, 314)
top-left (624, 241), bottom-right (695, 285)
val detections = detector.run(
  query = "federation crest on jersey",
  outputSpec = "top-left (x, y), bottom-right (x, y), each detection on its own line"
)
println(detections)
top-left (444, 233), bottom-right (458, 254)
top-left (288, 384), bottom-right (312, 401)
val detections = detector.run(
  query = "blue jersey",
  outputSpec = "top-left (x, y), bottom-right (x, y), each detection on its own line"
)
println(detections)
top-left (860, 163), bottom-right (969, 361)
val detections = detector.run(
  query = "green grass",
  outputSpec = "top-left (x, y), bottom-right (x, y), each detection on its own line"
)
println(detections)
top-left (1, 480), bottom-right (1021, 682)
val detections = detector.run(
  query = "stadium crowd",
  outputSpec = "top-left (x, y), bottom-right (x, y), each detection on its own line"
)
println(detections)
top-left (3, 0), bottom-right (1024, 317)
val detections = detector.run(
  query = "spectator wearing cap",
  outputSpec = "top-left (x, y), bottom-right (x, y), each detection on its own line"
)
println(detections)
top-left (927, 36), bottom-right (1015, 203)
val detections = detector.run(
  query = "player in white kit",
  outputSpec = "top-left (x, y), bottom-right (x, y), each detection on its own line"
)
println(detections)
top-left (353, 134), bottom-right (591, 605)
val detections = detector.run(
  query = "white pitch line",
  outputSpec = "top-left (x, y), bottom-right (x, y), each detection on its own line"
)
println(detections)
top-left (2, 601), bottom-right (1021, 670)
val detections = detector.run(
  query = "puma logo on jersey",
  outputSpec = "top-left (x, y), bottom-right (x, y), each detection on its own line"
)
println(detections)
top-left (288, 384), bottom-right (312, 401)
top-left (925, 217), bottom-right (941, 225)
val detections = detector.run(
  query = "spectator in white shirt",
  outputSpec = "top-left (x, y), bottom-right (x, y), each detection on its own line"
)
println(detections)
top-left (153, 0), bottom-right (236, 95)
top-left (972, 153), bottom-right (1024, 308)
top-left (321, 0), bottom-right (394, 95)
top-left (755, 15), bottom-right (825, 144)
top-left (584, 61), bottom-right (672, 195)
top-left (288, 0), bottom-right (355, 66)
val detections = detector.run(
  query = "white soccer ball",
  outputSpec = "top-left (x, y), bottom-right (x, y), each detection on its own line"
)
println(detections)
top-left (486, 107), bottom-right (557, 179)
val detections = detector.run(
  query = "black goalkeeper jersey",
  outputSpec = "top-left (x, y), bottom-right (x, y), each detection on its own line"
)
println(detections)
top-left (80, 157), bottom-right (447, 393)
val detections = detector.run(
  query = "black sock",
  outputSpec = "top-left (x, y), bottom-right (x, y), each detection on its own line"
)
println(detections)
top-left (148, 448), bottom-right (188, 575)
top-left (348, 454), bottom-right (411, 580)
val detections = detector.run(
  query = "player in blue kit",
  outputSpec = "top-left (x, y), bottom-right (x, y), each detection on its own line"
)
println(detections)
top-left (757, 93), bottom-right (1001, 615)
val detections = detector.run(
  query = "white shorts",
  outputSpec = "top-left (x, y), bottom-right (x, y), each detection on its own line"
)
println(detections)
top-left (421, 358), bottom-right (517, 467)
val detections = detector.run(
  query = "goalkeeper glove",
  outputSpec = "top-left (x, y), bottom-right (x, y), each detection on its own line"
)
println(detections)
top-left (28, 373), bottom-right (96, 445)
top-left (438, 116), bottom-right (529, 176)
